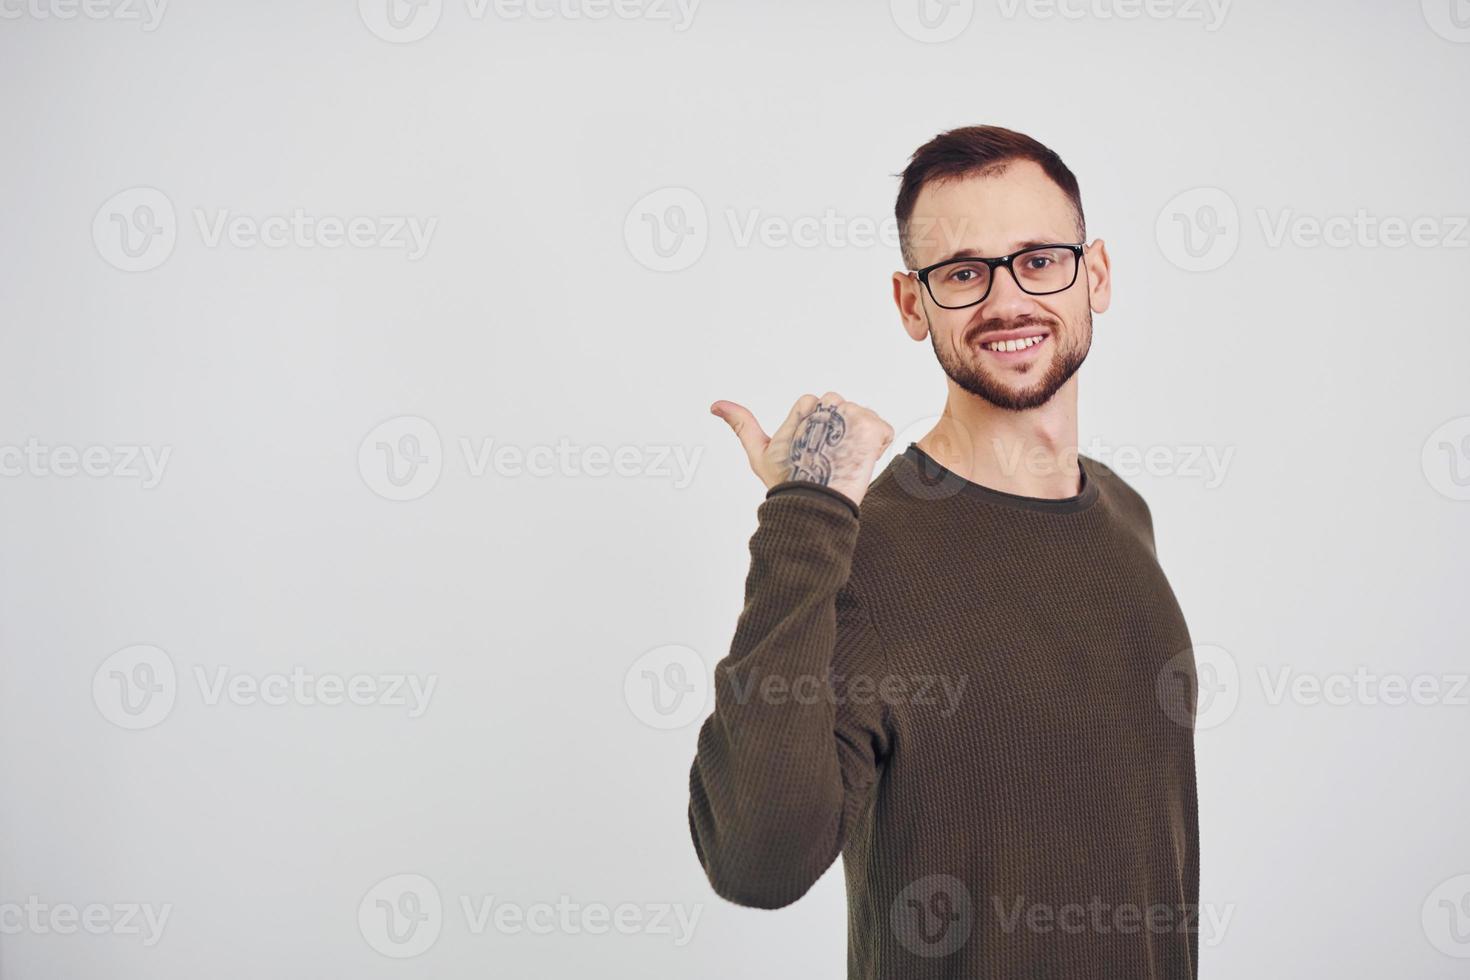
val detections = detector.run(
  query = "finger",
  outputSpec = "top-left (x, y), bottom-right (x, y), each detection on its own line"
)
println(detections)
top-left (771, 393), bottom-right (820, 439)
top-left (710, 400), bottom-right (770, 464)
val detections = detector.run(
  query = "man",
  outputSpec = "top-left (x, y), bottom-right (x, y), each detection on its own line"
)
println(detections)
top-left (686, 125), bottom-right (1200, 979)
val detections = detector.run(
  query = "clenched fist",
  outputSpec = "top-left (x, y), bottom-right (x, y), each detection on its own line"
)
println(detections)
top-left (710, 392), bottom-right (894, 508)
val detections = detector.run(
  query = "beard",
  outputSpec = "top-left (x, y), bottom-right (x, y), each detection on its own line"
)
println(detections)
top-left (929, 308), bottom-right (1092, 411)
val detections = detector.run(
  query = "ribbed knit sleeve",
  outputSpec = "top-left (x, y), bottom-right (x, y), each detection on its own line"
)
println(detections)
top-left (687, 487), bottom-right (892, 909)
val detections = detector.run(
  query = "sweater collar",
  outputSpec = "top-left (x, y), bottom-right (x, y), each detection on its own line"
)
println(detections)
top-left (899, 442), bottom-right (1101, 515)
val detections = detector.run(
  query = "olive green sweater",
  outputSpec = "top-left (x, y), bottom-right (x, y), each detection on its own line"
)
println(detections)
top-left (687, 442), bottom-right (1199, 979)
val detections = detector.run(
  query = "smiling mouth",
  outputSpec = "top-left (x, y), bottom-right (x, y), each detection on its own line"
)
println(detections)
top-left (976, 333), bottom-right (1048, 355)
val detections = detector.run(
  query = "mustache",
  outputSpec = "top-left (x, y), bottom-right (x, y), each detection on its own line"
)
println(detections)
top-left (966, 315), bottom-right (1060, 344)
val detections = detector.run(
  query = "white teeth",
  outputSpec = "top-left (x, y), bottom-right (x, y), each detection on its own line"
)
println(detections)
top-left (982, 335), bottom-right (1045, 352)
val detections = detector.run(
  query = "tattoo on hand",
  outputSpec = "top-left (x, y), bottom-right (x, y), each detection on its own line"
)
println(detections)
top-left (788, 402), bottom-right (846, 485)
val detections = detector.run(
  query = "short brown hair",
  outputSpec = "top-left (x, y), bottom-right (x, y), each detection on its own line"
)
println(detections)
top-left (894, 125), bottom-right (1085, 268)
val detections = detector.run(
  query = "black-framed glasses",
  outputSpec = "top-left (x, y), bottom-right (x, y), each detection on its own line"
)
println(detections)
top-left (910, 243), bottom-right (1085, 309)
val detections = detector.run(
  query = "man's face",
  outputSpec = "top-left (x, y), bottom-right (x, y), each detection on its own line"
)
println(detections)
top-left (897, 160), bottom-right (1108, 412)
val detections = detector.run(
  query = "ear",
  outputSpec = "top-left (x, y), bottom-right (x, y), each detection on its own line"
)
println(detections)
top-left (1083, 239), bottom-right (1111, 315)
top-left (892, 271), bottom-right (931, 342)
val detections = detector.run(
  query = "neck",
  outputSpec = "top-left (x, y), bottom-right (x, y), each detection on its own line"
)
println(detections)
top-left (917, 375), bottom-right (1083, 499)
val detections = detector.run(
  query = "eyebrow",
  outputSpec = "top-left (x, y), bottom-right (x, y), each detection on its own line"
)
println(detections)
top-left (926, 239), bottom-right (1065, 266)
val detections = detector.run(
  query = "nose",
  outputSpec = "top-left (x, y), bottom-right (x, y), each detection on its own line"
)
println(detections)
top-left (980, 260), bottom-right (1042, 319)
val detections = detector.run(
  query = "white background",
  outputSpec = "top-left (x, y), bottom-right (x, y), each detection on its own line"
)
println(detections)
top-left (2, 0), bottom-right (1468, 977)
